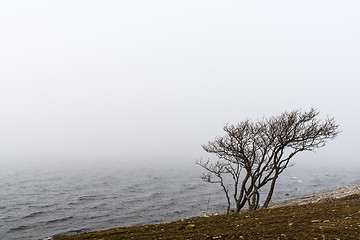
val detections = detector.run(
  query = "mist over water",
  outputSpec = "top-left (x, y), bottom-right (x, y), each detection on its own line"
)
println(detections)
top-left (1, 160), bottom-right (359, 240)
top-left (0, 0), bottom-right (360, 167)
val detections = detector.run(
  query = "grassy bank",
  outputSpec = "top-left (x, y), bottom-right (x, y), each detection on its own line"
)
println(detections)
top-left (54, 194), bottom-right (360, 240)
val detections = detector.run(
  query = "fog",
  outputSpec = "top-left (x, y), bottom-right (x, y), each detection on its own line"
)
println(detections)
top-left (0, 1), bottom-right (359, 167)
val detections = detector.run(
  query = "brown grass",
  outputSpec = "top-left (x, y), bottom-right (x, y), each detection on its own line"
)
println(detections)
top-left (54, 195), bottom-right (360, 240)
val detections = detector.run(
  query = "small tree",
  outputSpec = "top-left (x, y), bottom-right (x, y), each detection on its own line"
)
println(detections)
top-left (197, 108), bottom-right (340, 213)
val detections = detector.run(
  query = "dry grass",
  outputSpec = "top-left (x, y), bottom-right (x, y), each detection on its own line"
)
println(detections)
top-left (54, 194), bottom-right (360, 240)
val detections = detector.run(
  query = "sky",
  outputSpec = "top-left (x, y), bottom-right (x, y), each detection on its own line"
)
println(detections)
top-left (0, 1), bottom-right (359, 167)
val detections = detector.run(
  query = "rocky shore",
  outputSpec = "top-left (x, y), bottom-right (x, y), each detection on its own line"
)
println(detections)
top-left (271, 181), bottom-right (360, 208)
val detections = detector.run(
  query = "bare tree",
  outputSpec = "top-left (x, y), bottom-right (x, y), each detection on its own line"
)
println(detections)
top-left (197, 108), bottom-right (340, 212)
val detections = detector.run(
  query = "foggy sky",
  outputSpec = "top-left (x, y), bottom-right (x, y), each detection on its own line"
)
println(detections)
top-left (0, 1), bottom-right (359, 166)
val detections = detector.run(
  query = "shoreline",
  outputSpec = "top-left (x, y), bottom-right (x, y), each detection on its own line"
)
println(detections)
top-left (52, 181), bottom-right (360, 239)
top-left (53, 186), bottom-right (360, 239)
top-left (270, 180), bottom-right (360, 208)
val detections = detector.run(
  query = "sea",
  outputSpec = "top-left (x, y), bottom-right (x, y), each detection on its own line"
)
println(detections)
top-left (1, 160), bottom-right (359, 240)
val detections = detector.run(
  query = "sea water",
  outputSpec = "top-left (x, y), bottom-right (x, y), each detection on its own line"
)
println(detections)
top-left (1, 160), bottom-right (359, 240)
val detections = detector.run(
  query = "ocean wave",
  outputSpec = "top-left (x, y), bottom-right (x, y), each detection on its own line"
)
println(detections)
top-left (89, 202), bottom-right (107, 210)
top-left (23, 211), bottom-right (46, 219)
top-left (150, 191), bottom-right (162, 198)
top-left (78, 195), bottom-right (97, 201)
top-left (63, 227), bottom-right (90, 235)
top-left (9, 225), bottom-right (31, 232)
top-left (290, 176), bottom-right (303, 183)
top-left (37, 203), bottom-right (58, 209)
top-left (45, 216), bottom-right (74, 225)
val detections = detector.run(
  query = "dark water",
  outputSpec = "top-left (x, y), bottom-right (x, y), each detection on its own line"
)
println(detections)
top-left (1, 161), bottom-right (359, 240)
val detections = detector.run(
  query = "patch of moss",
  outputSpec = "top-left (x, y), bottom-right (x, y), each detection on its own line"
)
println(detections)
top-left (54, 195), bottom-right (360, 240)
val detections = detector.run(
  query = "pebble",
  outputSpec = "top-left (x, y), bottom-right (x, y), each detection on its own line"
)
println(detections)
top-left (279, 233), bottom-right (287, 239)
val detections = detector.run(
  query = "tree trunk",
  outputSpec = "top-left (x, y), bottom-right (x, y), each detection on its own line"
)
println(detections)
top-left (236, 190), bottom-right (250, 213)
top-left (254, 191), bottom-right (260, 210)
top-left (262, 175), bottom-right (278, 208)
top-left (225, 190), bottom-right (231, 214)
top-left (219, 178), bottom-right (231, 214)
